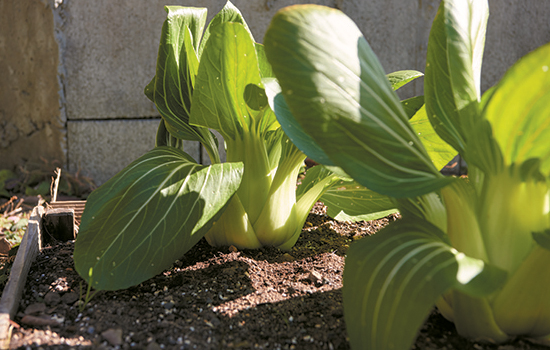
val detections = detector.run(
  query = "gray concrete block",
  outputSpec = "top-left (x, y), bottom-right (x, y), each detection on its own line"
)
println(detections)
top-left (59, 1), bottom-right (167, 120)
top-left (67, 119), bottom-right (201, 184)
top-left (0, 0), bottom-right (65, 169)
top-left (56, 0), bottom-right (339, 121)
top-left (483, 0), bottom-right (550, 92)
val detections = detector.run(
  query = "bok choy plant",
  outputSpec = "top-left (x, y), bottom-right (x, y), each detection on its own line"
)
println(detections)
top-left (73, 1), bottom-right (398, 292)
top-left (264, 0), bottom-right (550, 349)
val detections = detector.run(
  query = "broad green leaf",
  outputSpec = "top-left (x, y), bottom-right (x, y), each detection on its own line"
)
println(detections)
top-left (481, 42), bottom-right (550, 176)
top-left (265, 5), bottom-right (451, 198)
top-left (154, 6), bottom-right (204, 135)
top-left (144, 77), bottom-right (155, 103)
top-left (74, 147), bottom-right (243, 290)
top-left (191, 22), bottom-right (268, 141)
top-left (533, 229), bottom-right (550, 251)
top-left (424, 0), bottom-right (488, 155)
top-left (197, 0), bottom-right (252, 59)
top-left (152, 6), bottom-right (220, 162)
top-left (255, 43), bottom-right (274, 78)
top-left (409, 104), bottom-right (457, 171)
top-left (343, 219), bottom-right (507, 350)
top-left (320, 179), bottom-right (397, 222)
top-left (401, 96), bottom-right (424, 119)
top-left (264, 78), bottom-right (335, 166)
top-left (387, 70), bottom-right (423, 91)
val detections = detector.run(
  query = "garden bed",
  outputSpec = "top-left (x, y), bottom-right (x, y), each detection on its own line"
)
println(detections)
top-left (2, 203), bottom-right (549, 349)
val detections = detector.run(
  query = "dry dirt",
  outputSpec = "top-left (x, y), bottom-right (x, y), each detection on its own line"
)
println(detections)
top-left (6, 203), bottom-right (550, 350)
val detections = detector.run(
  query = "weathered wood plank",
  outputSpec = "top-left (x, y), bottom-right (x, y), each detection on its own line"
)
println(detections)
top-left (0, 205), bottom-right (44, 349)
top-left (49, 200), bottom-right (86, 226)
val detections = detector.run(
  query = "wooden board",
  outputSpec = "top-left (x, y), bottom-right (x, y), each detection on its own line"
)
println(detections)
top-left (49, 200), bottom-right (86, 226)
top-left (0, 205), bottom-right (44, 349)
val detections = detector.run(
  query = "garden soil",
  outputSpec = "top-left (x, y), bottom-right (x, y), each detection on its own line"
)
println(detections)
top-left (7, 203), bottom-right (550, 350)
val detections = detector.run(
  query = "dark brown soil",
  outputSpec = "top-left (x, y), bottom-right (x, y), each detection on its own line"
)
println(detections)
top-left (7, 204), bottom-right (550, 350)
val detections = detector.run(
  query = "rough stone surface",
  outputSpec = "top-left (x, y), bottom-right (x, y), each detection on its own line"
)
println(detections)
top-left (67, 119), bottom-right (200, 184)
top-left (482, 0), bottom-right (550, 92)
top-left (0, 0), bottom-right (65, 169)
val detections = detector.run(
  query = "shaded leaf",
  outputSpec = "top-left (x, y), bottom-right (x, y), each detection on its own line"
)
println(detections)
top-left (265, 5), bottom-right (451, 198)
top-left (343, 219), bottom-right (506, 350)
top-left (320, 179), bottom-right (397, 222)
top-left (264, 78), bottom-right (334, 166)
top-left (74, 147), bottom-right (243, 290)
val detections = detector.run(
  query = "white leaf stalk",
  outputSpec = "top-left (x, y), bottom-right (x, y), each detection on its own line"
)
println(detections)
top-left (204, 116), bottom-right (339, 250)
top-left (435, 164), bottom-right (550, 342)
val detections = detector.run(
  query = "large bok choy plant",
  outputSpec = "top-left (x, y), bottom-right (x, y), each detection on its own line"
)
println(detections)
top-left (265, 0), bottom-right (550, 349)
top-left (73, 1), bottom-right (397, 292)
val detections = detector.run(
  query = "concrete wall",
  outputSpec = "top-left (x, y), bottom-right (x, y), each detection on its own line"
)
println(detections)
top-left (0, 0), bottom-right (65, 170)
top-left (2, 0), bottom-right (550, 184)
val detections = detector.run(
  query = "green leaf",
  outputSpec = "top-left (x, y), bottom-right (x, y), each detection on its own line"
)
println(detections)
top-left (74, 147), bottom-right (243, 290)
top-left (255, 43), bottom-right (274, 78)
top-left (533, 229), bottom-right (550, 251)
top-left (265, 5), bottom-right (451, 198)
top-left (155, 119), bottom-right (187, 151)
top-left (424, 0), bottom-right (488, 155)
top-left (387, 70), bottom-right (423, 91)
top-left (191, 22), bottom-right (269, 141)
top-left (264, 78), bottom-right (335, 166)
top-left (401, 96), bottom-right (424, 119)
top-left (144, 77), bottom-right (155, 103)
top-left (154, 6), bottom-right (204, 136)
top-left (481, 42), bottom-right (550, 176)
top-left (152, 6), bottom-right (220, 162)
top-left (25, 181), bottom-right (50, 197)
top-left (197, 0), bottom-right (252, 58)
top-left (0, 169), bottom-right (16, 183)
top-left (343, 219), bottom-right (507, 350)
top-left (409, 104), bottom-right (457, 171)
top-left (320, 179), bottom-right (397, 222)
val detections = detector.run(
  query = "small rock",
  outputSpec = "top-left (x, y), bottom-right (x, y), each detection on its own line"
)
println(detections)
top-left (61, 292), bottom-right (79, 305)
top-left (147, 341), bottom-right (162, 350)
top-left (281, 253), bottom-right (295, 262)
top-left (43, 291), bottom-right (61, 306)
top-left (228, 245), bottom-right (238, 252)
top-left (162, 301), bottom-right (175, 310)
top-left (306, 270), bottom-right (323, 285)
top-left (21, 315), bottom-right (60, 326)
top-left (24, 302), bottom-right (46, 315)
top-left (101, 328), bottom-right (123, 346)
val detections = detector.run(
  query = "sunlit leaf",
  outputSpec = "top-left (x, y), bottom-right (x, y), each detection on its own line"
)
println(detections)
top-left (481, 43), bottom-right (550, 176)
top-left (424, 0), bottom-right (488, 155)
